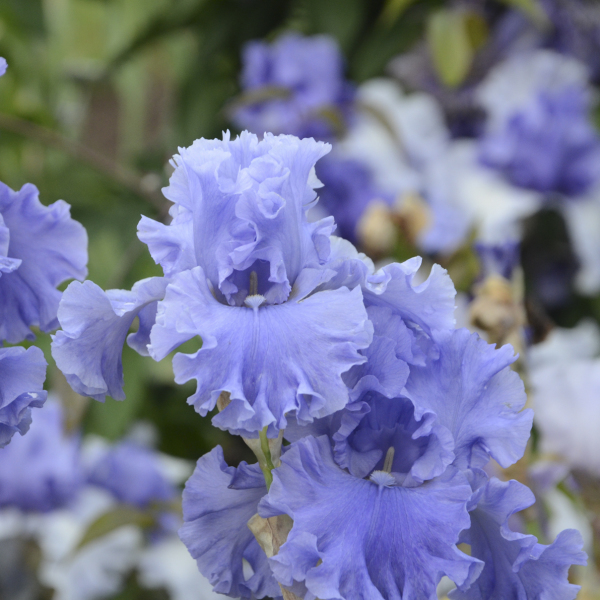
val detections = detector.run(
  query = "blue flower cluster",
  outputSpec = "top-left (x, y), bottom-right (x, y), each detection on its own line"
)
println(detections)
top-left (51, 130), bottom-right (586, 599)
top-left (0, 399), bottom-right (176, 514)
top-left (0, 60), bottom-right (88, 447)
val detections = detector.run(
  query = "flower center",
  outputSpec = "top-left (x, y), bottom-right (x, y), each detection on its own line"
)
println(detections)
top-left (244, 270), bottom-right (266, 310)
top-left (369, 447), bottom-right (396, 487)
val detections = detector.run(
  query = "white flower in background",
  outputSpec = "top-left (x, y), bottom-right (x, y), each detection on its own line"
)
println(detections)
top-left (529, 320), bottom-right (600, 476)
top-left (36, 487), bottom-right (142, 600)
top-left (477, 49), bottom-right (589, 132)
top-left (139, 535), bottom-right (226, 600)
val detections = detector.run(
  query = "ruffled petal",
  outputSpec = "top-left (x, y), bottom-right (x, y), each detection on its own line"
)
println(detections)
top-left (149, 266), bottom-right (372, 436)
top-left (0, 346), bottom-right (47, 447)
top-left (333, 393), bottom-right (455, 485)
top-left (51, 277), bottom-right (167, 401)
top-left (179, 446), bottom-right (278, 599)
top-left (404, 328), bottom-right (532, 469)
top-left (0, 182), bottom-right (88, 343)
top-left (259, 436), bottom-right (482, 600)
top-left (160, 131), bottom-right (332, 305)
top-left (343, 306), bottom-right (411, 402)
top-left (452, 476), bottom-right (587, 600)
top-left (232, 134), bottom-right (333, 304)
top-left (362, 258), bottom-right (457, 335)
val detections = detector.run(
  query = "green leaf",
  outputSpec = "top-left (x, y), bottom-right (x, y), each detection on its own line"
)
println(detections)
top-left (378, 0), bottom-right (417, 27)
top-left (427, 9), bottom-right (473, 88)
top-left (464, 11), bottom-right (489, 53)
top-left (76, 505), bottom-right (155, 551)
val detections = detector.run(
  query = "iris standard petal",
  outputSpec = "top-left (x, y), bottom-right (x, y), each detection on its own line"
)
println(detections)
top-left (158, 132), bottom-right (331, 306)
top-left (137, 210), bottom-right (196, 278)
top-left (362, 257), bottom-right (456, 335)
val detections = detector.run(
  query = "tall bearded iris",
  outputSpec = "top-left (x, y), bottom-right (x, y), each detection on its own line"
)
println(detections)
top-left (53, 132), bottom-right (373, 436)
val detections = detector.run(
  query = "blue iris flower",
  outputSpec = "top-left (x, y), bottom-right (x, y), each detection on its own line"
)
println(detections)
top-left (232, 33), bottom-right (354, 140)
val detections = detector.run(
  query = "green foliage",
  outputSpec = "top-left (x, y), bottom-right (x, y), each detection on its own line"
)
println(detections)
top-left (76, 504), bottom-right (157, 551)
top-left (426, 8), bottom-right (488, 89)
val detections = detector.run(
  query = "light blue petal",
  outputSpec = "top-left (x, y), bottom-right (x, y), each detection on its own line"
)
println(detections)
top-left (137, 210), bottom-right (196, 278)
top-left (179, 446), bottom-right (278, 599)
top-left (52, 277), bottom-right (167, 401)
top-left (362, 258), bottom-right (457, 336)
top-left (452, 476), bottom-right (587, 600)
top-left (343, 308), bottom-right (411, 402)
top-left (259, 436), bottom-right (483, 600)
top-left (159, 131), bottom-right (331, 305)
top-left (405, 328), bottom-right (533, 469)
top-left (333, 393), bottom-right (455, 485)
top-left (0, 182), bottom-right (88, 343)
top-left (149, 266), bottom-right (372, 436)
top-left (0, 346), bottom-right (47, 447)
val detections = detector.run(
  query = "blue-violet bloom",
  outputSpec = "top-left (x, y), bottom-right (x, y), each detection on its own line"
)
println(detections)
top-left (232, 33), bottom-right (354, 140)
top-left (0, 346), bottom-right (47, 447)
top-left (0, 182), bottom-right (87, 344)
top-left (0, 400), bottom-right (83, 512)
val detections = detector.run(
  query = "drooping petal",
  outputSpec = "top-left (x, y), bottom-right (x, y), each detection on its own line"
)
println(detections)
top-left (259, 435), bottom-right (482, 600)
top-left (0, 401), bottom-right (83, 512)
top-left (333, 392), bottom-right (454, 485)
top-left (404, 328), bottom-right (532, 469)
top-left (51, 277), bottom-right (167, 401)
top-left (149, 266), bottom-right (371, 436)
top-left (0, 346), bottom-right (47, 447)
top-left (137, 210), bottom-right (196, 278)
top-left (0, 182), bottom-right (88, 343)
top-left (179, 446), bottom-right (278, 599)
top-left (452, 476), bottom-right (586, 600)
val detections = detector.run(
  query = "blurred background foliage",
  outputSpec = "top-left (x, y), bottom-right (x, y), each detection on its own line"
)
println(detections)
top-left (0, 0), bottom-right (550, 463)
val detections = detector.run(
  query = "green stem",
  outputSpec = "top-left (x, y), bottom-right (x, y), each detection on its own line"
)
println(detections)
top-left (259, 427), bottom-right (275, 489)
top-left (259, 463), bottom-right (273, 490)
